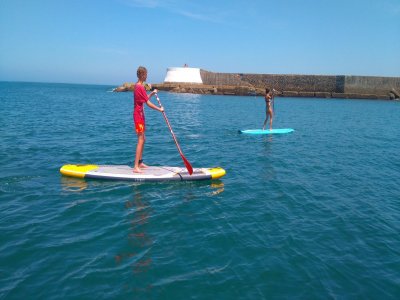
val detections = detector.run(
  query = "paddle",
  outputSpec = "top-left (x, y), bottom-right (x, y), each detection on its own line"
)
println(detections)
top-left (155, 93), bottom-right (193, 175)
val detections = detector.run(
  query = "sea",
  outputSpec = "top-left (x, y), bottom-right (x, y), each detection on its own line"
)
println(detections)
top-left (1, 82), bottom-right (399, 299)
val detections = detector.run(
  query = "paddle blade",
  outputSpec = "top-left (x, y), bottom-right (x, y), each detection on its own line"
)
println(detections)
top-left (181, 154), bottom-right (193, 175)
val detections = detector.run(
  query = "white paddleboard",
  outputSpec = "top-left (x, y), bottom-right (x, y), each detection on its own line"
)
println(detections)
top-left (60, 164), bottom-right (226, 182)
top-left (239, 128), bottom-right (294, 135)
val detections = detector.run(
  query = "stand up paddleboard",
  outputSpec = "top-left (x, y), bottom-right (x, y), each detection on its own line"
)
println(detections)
top-left (239, 128), bottom-right (294, 135)
top-left (60, 164), bottom-right (226, 182)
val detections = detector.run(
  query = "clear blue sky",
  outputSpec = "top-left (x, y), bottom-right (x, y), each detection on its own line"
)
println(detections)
top-left (1, 0), bottom-right (399, 85)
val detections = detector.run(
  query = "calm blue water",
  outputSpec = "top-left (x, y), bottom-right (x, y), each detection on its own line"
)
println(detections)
top-left (1, 82), bottom-right (399, 299)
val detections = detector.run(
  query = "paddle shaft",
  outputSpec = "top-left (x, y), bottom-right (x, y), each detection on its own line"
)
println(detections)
top-left (155, 94), bottom-right (193, 175)
top-left (272, 91), bottom-right (275, 115)
top-left (272, 89), bottom-right (279, 116)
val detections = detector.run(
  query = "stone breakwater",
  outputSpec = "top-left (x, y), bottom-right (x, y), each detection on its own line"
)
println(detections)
top-left (114, 70), bottom-right (400, 100)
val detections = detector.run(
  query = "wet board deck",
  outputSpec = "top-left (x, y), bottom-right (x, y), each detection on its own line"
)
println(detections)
top-left (60, 164), bottom-right (226, 182)
top-left (239, 128), bottom-right (294, 135)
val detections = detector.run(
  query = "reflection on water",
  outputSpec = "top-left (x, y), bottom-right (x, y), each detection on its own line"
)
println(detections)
top-left (263, 135), bottom-right (274, 143)
top-left (210, 181), bottom-right (224, 196)
top-left (180, 180), bottom-right (225, 200)
top-left (116, 186), bottom-right (153, 277)
top-left (60, 177), bottom-right (88, 192)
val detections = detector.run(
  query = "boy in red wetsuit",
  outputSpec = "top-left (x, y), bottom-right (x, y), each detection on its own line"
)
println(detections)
top-left (133, 66), bottom-right (164, 173)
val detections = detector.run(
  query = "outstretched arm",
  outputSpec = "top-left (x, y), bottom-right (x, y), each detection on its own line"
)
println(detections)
top-left (146, 99), bottom-right (164, 112)
top-left (145, 89), bottom-right (164, 112)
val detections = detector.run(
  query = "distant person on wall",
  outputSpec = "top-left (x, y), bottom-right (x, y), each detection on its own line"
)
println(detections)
top-left (133, 66), bottom-right (164, 173)
top-left (262, 88), bottom-right (274, 130)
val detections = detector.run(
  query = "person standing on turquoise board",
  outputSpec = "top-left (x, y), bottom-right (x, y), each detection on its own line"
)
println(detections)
top-left (262, 88), bottom-right (274, 130)
top-left (133, 66), bottom-right (164, 173)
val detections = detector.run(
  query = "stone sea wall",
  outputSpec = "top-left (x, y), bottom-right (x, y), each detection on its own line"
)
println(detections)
top-left (343, 76), bottom-right (400, 96)
top-left (115, 70), bottom-right (400, 100)
top-left (198, 70), bottom-right (400, 100)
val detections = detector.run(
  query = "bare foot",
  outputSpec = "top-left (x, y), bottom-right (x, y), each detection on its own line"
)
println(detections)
top-left (133, 167), bottom-right (143, 173)
top-left (139, 162), bottom-right (149, 168)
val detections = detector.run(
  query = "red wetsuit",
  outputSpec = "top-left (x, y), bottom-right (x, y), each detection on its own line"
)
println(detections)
top-left (133, 83), bottom-right (148, 133)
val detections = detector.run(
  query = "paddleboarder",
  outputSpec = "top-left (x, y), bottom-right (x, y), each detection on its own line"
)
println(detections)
top-left (262, 88), bottom-right (274, 130)
top-left (133, 66), bottom-right (164, 173)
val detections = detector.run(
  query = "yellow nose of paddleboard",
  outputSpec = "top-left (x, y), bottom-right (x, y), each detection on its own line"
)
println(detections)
top-left (60, 164), bottom-right (98, 178)
top-left (208, 167), bottom-right (226, 179)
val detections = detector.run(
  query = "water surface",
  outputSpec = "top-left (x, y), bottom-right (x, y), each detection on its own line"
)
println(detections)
top-left (1, 82), bottom-right (399, 299)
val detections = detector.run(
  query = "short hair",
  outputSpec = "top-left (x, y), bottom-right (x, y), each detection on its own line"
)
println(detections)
top-left (265, 88), bottom-right (270, 93)
top-left (137, 66), bottom-right (147, 78)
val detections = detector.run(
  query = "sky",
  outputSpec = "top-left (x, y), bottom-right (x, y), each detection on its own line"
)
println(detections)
top-left (0, 0), bottom-right (399, 85)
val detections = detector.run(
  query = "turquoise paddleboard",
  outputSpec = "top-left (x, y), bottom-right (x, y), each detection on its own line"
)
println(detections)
top-left (239, 128), bottom-right (294, 135)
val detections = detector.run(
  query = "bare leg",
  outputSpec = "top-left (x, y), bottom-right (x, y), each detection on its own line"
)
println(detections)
top-left (269, 112), bottom-right (273, 130)
top-left (134, 133), bottom-right (145, 173)
top-left (262, 116), bottom-right (269, 130)
top-left (138, 134), bottom-right (148, 168)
